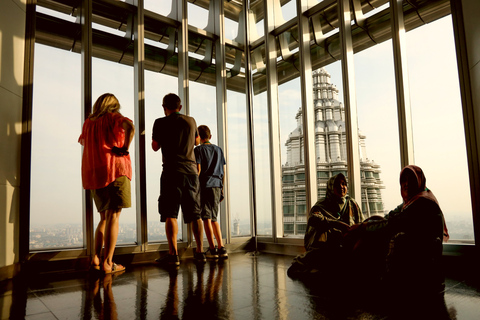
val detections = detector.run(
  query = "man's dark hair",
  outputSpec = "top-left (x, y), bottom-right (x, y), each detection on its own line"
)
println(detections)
top-left (163, 93), bottom-right (181, 110)
top-left (198, 125), bottom-right (211, 140)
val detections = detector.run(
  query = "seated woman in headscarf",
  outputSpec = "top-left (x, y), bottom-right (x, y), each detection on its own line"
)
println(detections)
top-left (345, 165), bottom-right (448, 298)
top-left (287, 173), bottom-right (364, 279)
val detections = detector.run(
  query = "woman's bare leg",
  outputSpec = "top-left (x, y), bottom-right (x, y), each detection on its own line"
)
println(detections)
top-left (103, 208), bottom-right (122, 271)
top-left (92, 212), bottom-right (106, 267)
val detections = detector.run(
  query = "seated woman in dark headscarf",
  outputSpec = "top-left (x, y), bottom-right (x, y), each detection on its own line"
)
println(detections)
top-left (345, 165), bottom-right (448, 298)
top-left (287, 173), bottom-right (364, 278)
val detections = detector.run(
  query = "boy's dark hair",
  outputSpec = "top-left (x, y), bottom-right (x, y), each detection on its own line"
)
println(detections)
top-left (163, 93), bottom-right (181, 110)
top-left (198, 125), bottom-right (211, 140)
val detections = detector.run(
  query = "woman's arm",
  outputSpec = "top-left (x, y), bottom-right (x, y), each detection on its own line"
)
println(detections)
top-left (122, 119), bottom-right (135, 151)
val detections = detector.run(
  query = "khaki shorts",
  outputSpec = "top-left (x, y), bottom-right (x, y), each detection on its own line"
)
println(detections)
top-left (200, 187), bottom-right (221, 222)
top-left (92, 176), bottom-right (131, 212)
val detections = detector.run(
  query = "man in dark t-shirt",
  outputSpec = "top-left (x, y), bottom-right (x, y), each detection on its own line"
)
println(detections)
top-left (152, 93), bottom-right (205, 265)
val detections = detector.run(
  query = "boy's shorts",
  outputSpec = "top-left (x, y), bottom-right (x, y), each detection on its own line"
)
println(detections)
top-left (200, 187), bottom-right (222, 222)
top-left (158, 171), bottom-right (201, 223)
top-left (91, 175), bottom-right (131, 212)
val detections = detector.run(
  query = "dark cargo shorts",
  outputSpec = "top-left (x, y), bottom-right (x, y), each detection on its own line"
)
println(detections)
top-left (158, 171), bottom-right (201, 223)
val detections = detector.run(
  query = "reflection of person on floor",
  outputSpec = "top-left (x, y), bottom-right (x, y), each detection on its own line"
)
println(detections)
top-left (91, 272), bottom-right (123, 320)
top-left (182, 263), bottom-right (225, 318)
top-left (161, 270), bottom-right (179, 320)
top-left (79, 93), bottom-right (134, 274)
top-left (287, 173), bottom-right (363, 278)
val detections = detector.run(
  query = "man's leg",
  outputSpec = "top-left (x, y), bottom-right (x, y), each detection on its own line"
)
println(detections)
top-left (191, 218), bottom-right (204, 253)
top-left (165, 217), bottom-right (178, 255)
top-left (103, 208), bottom-right (123, 271)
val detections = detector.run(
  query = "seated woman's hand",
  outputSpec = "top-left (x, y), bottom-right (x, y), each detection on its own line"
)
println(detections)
top-left (343, 223), bottom-right (365, 240)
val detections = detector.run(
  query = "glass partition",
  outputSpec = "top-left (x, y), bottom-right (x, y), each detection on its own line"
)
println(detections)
top-left (279, 77), bottom-right (304, 237)
top-left (406, 16), bottom-right (473, 241)
top-left (30, 44), bottom-right (83, 249)
top-left (226, 46), bottom-right (252, 237)
top-left (355, 39), bottom-right (401, 217)
top-left (252, 44), bottom-right (273, 236)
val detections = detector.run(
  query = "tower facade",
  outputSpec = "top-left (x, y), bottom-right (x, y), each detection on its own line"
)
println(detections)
top-left (282, 68), bottom-right (385, 236)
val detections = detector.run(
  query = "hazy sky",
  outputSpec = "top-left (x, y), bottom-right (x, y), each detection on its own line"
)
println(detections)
top-left (30, 4), bottom-right (473, 239)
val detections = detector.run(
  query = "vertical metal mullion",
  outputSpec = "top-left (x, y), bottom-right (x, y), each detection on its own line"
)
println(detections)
top-left (176, 0), bottom-right (189, 244)
top-left (243, 0), bottom-right (258, 246)
top-left (133, 0), bottom-right (147, 249)
top-left (297, 0), bottom-right (317, 215)
top-left (81, 0), bottom-right (94, 257)
top-left (264, 0), bottom-right (283, 241)
top-left (214, 0), bottom-right (231, 244)
top-left (338, 0), bottom-right (361, 203)
top-left (390, 0), bottom-right (414, 168)
top-left (20, 0), bottom-right (37, 262)
top-left (178, 0), bottom-right (189, 115)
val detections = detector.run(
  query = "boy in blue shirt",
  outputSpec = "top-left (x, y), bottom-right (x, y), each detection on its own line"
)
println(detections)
top-left (194, 125), bottom-right (228, 259)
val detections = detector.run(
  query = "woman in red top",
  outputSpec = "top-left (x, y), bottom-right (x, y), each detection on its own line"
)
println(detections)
top-left (79, 93), bottom-right (135, 273)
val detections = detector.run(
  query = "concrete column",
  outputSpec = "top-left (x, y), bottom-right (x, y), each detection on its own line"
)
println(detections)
top-left (0, 0), bottom-right (27, 281)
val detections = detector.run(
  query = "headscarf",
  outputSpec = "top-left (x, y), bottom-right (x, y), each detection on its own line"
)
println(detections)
top-left (310, 173), bottom-right (363, 224)
top-left (400, 165), bottom-right (449, 241)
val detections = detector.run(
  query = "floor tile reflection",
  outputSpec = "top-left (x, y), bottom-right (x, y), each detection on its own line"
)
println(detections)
top-left (1, 252), bottom-right (479, 319)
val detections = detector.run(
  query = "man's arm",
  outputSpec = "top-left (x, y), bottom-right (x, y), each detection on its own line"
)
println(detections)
top-left (152, 139), bottom-right (160, 152)
top-left (197, 163), bottom-right (201, 175)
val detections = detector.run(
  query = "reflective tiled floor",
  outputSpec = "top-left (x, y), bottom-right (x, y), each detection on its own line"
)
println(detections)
top-left (1, 252), bottom-right (480, 319)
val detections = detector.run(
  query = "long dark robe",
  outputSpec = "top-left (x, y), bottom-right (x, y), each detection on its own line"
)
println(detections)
top-left (346, 166), bottom-right (447, 306)
top-left (288, 174), bottom-right (364, 278)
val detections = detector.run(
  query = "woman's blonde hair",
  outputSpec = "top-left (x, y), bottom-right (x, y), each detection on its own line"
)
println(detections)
top-left (89, 93), bottom-right (121, 120)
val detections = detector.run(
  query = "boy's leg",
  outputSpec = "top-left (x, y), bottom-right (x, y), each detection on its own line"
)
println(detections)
top-left (165, 217), bottom-right (178, 255)
top-left (203, 218), bottom-right (216, 250)
top-left (211, 221), bottom-right (224, 248)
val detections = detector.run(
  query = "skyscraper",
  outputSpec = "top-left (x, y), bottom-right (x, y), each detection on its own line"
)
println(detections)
top-left (282, 68), bottom-right (385, 236)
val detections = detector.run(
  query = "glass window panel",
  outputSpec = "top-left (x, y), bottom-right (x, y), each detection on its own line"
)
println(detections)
top-left (225, 17), bottom-right (239, 42)
top-left (92, 57), bottom-right (137, 245)
top-left (227, 81), bottom-right (252, 237)
top-left (279, 77), bottom-right (304, 238)
top-left (144, 0), bottom-right (172, 16)
top-left (251, 0), bottom-right (264, 41)
top-left (30, 44), bottom-right (83, 250)
top-left (355, 39), bottom-right (400, 217)
top-left (281, 0), bottom-right (297, 22)
top-left (188, 2), bottom-right (209, 30)
top-left (252, 43), bottom-right (272, 235)
top-left (253, 88), bottom-right (272, 237)
top-left (36, 6), bottom-right (76, 22)
top-left (189, 82), bottom-right (217, 144)
top-left (406, 16), bottom-right (474, 241)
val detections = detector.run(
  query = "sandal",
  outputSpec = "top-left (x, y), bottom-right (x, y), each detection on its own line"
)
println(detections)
top-left (91, 264), bottom-right (101, 272)
top-left (104, 262), bottom-right (125, 274)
